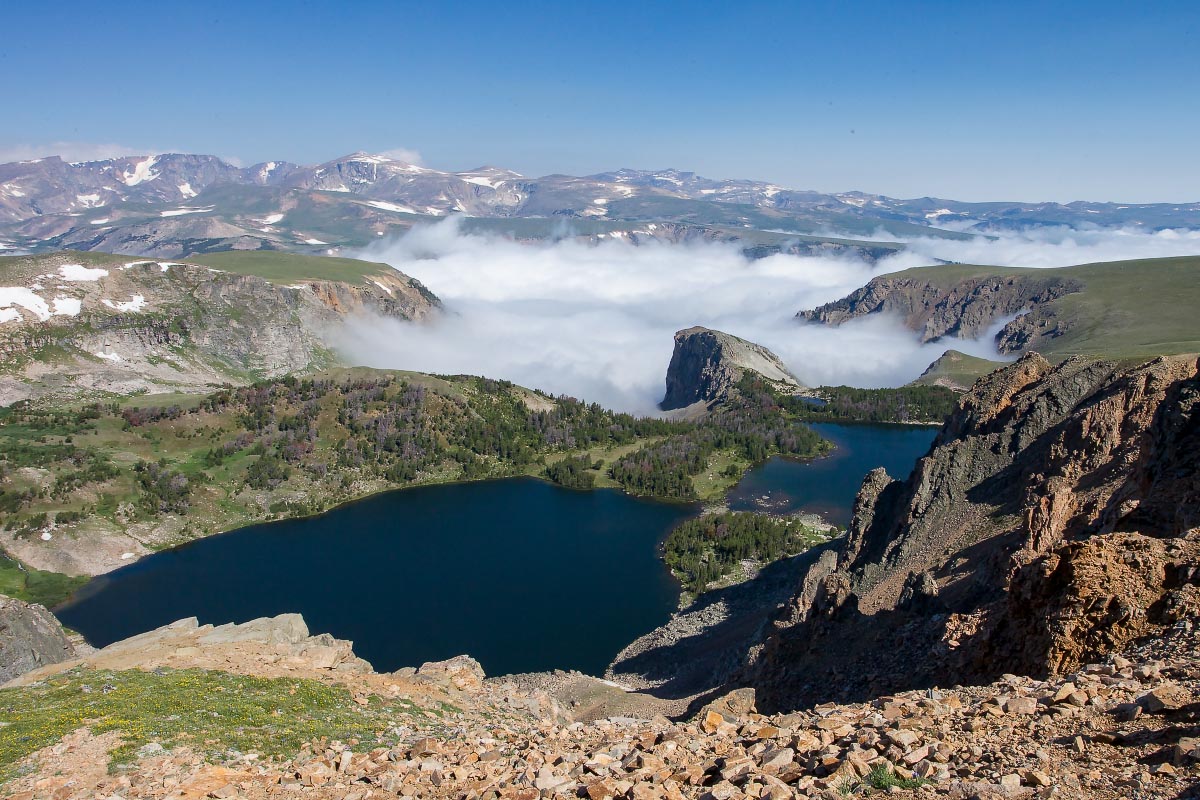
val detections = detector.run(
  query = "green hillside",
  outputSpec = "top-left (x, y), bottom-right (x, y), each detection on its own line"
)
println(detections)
top-left (910, 349), bottom-right (1007, 391)
top-left (891, 255), bottom-right (1200, 360)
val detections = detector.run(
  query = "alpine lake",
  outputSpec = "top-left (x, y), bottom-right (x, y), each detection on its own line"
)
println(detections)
top-left (56, 423), bottom-right (938, 676)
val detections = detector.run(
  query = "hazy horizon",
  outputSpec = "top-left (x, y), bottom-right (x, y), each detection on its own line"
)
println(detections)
top-left (4, 0), bottom-right (1199, 204)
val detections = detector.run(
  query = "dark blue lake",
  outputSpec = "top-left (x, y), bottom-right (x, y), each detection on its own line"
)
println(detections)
top-left (56, 423), bottom-right (937, 676)
top-left (727, 422), bottom-right (938, 526)
top-left (56, 478), bottom-right (696, 677)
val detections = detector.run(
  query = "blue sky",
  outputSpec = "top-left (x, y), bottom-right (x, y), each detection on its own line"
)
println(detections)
top-left (2, 0), bottom-right (1197, 201)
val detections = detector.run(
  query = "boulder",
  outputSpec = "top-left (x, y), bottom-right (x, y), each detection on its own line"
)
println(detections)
top-left (0, 593), bottom-right (76, 684)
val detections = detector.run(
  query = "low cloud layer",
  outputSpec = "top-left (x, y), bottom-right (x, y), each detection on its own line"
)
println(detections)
top-left (880, 225), bottom-right (1200, 270)
top-left (337, 221), bottom-right (1199, 414)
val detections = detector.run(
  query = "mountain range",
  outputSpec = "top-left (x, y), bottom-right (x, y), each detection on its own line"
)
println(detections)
top-left (3, 152), bottom-right (1199, 259)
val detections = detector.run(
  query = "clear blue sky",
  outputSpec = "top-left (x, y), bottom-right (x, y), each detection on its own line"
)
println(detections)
top-left (3, 0), bottom-right (1197, 202)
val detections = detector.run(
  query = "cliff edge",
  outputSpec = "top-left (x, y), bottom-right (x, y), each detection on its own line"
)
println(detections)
top-left (661, 326), bottom-right (803, 412)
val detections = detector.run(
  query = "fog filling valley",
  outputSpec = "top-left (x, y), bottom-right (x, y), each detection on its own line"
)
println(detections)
top-left (337, 221), bottom-right (1200, 414)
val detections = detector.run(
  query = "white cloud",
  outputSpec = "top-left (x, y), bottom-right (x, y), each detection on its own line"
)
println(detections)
top-left (0, 141), bottom-right (153, 164)
top-left (879, 225), bottom-right (1200, 271)
top-left (336, 219), bottom-right (1008, 413)
top-left (378, 147), bottom-right (424, 165)
top-left (334, 220), bottom-right (1200, 414)
top-left (328, 219), bottom-right (1200, 413)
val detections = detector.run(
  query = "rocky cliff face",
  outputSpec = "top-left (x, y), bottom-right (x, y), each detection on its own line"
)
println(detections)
top-left (0, 252), bottom-right (440, 404)
top-left (0, 594), bottom-right (77, 683)
top-left (744, 352), bottom-right (1200, 711)
top-left (661, 326), bottom-right (803, 412)
top-left (797, 273), bottom-right (1081, 345)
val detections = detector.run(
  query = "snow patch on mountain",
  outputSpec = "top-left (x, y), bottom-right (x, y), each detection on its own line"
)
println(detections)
top-left (121, 156), bottom-right (160, 186)
top-left (460, 175), bottom-right (503, 188)
top-left (367, 200), bottom-right (421, 214)
top-left (51, 296), bottom-right (82, 316)
top-left (102, 294), bottom-right (147, 312)
top-left (58, 264), bottom-right (109, 281)
top-left (160, 207), bottom-right (213, 217)
top-left (0, 288), bottom-right (49, 321)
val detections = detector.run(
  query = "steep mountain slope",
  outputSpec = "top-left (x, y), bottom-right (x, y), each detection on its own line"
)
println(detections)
top-left (661, 326), bottom-right (804, 412)
top-left (799, 256), bottom-right (1200, 360)
top-left (740, 352), bottom-right (1200, 710)
top-left (0, 250), bottom-right (439, 405)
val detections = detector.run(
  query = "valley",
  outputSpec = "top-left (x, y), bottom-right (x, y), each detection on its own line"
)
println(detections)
top-left (7, 5), bottom-right (1200, 796)
top-left (2, 163), bottom-right (1200, 800)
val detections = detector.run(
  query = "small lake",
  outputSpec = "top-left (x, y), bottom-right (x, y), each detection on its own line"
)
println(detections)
top-left (727, 422), bottom-right (938, 526)
top-left (56, 423), bottom-right (938, 676)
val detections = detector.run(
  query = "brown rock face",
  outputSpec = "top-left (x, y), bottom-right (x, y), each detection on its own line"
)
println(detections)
top-left (744, 353), bottom-right (1200, 711)
top-left (797, 275), bottom-right (1081, 344)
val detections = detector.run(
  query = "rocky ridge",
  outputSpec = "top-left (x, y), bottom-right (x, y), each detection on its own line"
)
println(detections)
top-left (661, 327), bottom-right (803, 413)
top-left (0, 251), bottom-right (439, 404)
top-left (5, 153), bottom-right (1198, 253)
top-left (738, 352), bottom-right (1200, 711)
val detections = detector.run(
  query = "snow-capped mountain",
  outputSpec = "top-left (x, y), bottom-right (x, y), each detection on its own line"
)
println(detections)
top-left (1, 151), bottom-right (1198, 259)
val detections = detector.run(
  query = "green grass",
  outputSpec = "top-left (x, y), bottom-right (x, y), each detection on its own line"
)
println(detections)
top-left (860, 764), bottom-right (929, 792)
top-left (0, 555), bottom-right (87, 608)
top-left (181, 251), bottom-right (393, 284)
top-left (0, 667), bottom-right (419, 782)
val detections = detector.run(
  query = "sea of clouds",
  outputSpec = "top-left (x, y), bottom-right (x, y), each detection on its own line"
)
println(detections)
top-left (337, 221), bottom-right (1200, 414)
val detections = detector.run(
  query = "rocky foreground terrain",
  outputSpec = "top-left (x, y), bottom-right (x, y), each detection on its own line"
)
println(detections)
top-left (3, 605), bottom-right (1200, 799)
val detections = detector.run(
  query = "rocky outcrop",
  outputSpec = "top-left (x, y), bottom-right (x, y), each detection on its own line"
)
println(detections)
top-left (798, 272), bottom-right (1081, 345)
top-left (5, 613), bottom-right (375, 688)
top-left (661, 327), bottom-right (803, 411)
top-left (743, 352), bottom-right (1200, 711)
top-left (0, 593), bottom-right (76, 683)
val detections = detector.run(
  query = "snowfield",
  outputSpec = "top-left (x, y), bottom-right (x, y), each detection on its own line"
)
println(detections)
top-left (58, 264), bottom-right (109, 281)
